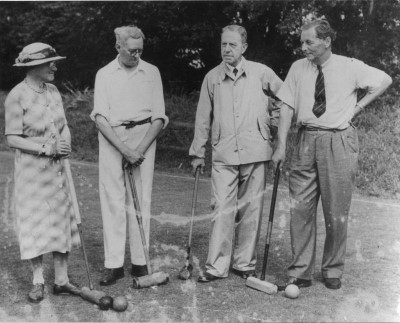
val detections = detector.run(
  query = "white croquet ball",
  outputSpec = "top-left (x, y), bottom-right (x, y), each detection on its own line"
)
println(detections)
top-left (284, 284), bottom-right (300, 299)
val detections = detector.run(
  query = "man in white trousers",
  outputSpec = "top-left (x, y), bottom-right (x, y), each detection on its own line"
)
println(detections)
top-left (91, 25), bottom-right (168, 285)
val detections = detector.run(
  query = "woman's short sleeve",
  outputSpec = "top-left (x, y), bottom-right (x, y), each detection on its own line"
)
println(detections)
top-left (5, 89), bottom-right (24, 135)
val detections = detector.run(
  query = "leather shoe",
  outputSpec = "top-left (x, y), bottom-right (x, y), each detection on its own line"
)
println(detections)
top-left (277, 277), bottom-right (312, 291)
top-left (28, 283), bottom-right (44, 303)
top-left (131, 264), bottom-right (148, 278)
top-left (324, 277), bottom-right (341, 289)
top-left (198, 272), bottom-right (223, 283)
top-left (99, 267), bottom-right (124, 286)
top-left (53, 281), bottom-right (80, 295)
top-left (231, 268), bottom-right (257, 279)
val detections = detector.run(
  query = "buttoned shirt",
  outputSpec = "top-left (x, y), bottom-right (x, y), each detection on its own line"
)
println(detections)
top-left (277, 54), bottom-right (388, 129)
top-left (90, 57), bottom-right (168, 128)
top-left (189, 58), bottom-right (283, 165)
top-left (226, 59), bottom-right (243, 75)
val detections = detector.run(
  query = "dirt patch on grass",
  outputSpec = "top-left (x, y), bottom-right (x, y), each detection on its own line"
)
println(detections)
top-left (1, 153), bottom-right (400, 322)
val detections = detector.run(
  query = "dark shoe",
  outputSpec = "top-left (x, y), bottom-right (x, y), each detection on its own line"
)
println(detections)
top-left (53, 281), bottom-right (80, 295)
top-left (198, 272), bottom-right (223, 283)
top-left (131, 264), bottom-right (148, 278)
top-left (277, 277), bottom-right (312, 291)
top-left (28, 284), bottom-right (44, 303)
top-left (99, 267), bottom-right (125, 286)
top-left (231, 268), bottom-right (257, 279)
top-left (324, 278), bottom-right (341, 289)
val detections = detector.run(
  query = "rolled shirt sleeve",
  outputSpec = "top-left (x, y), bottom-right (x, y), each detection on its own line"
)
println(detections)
top-left (189, 75), bottom-right (213, 159)
top-left (150, 67), bottom-right (169, 129)
top-left (91, 69), bottom-right (110, 122)
top-left (276, 63), bottom-right (297, 110)
top-left (352, 58), bottom-right (390, 92)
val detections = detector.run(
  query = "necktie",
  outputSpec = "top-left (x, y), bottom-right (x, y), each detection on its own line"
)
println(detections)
top-left (233, 68), bottom-right (238, 76)
top-left (312, 65), bottom-right (326, 118)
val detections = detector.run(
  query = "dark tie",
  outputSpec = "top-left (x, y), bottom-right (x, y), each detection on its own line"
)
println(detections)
top-left (312, 65), bottom-right (326, 118)
top-left (233, 68), bottom-right (238, 76)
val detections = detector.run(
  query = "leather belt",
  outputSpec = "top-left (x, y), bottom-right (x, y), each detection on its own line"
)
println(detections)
top-left (121, 117), bottom-right (152, 129)
top-left (300, 125), bottom-right (348, 133)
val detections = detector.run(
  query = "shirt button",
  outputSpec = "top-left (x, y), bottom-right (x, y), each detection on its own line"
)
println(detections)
top-left (58, 171), bottom-right (62, 176)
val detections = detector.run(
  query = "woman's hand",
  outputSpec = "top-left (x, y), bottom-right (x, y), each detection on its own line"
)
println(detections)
top-left (44, 138), bottom-right (71, 157)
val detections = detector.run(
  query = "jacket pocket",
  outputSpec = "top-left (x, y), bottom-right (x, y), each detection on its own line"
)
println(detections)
top-left (257, 115), bottom-right (271, 141)
top-left (211, 122), bottom-right (220, 146)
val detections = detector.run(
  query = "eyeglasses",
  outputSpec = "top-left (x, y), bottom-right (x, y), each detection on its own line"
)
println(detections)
top-left (48, 61), bottom-right (57, 69)
top-left (126, 49), bottom-right (143, 56)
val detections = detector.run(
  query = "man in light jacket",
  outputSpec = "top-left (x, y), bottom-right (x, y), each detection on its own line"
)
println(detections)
top-left (190, 24), bottom-right (283, 282)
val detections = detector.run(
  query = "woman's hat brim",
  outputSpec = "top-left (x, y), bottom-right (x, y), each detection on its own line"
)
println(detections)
top-left (13, 56), bottom-right (66, 67)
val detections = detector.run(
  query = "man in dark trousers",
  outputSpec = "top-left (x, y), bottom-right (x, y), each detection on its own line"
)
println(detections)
top-left (272, 19), bottom-right (392, 290)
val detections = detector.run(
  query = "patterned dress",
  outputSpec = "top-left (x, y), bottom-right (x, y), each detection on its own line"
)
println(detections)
top-left (5, 81), bottom-right (80, 260)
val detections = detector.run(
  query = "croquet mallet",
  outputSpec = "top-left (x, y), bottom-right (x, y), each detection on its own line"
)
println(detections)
top-left (124, 162), bottom-right (169, 289)
top-left (178, 165), bottom-right (201, 280)
top-left (64, 158), bottom-right (94, 290)
top-left (246, 162), bottom-right (281, 294)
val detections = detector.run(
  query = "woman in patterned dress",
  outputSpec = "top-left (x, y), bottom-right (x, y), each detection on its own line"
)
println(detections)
top-left (5, 43), bottom-right (81, 303)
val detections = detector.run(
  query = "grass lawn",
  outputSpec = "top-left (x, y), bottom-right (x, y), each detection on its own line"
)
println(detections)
top-left (0, 152), bottom-right (399, 322)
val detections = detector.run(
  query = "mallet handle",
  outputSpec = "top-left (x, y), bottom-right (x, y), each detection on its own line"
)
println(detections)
top-left (126, 167), bottom-right (152, 275)
top-left (188, 167), bottom-right (200, 249)
top-left (261, 163), bottom-right (281, 281)
top-left (64, 159), bottom-right (94, 290)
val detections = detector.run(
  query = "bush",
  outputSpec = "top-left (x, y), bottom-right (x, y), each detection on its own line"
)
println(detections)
top-left (1, 88), bottom-right (399, 199)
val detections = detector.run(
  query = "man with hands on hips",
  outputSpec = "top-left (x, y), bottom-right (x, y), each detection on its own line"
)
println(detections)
top-left (90, 25), bottom-right (168, 286)
top-left (272, 19), bottom-right (392, 290)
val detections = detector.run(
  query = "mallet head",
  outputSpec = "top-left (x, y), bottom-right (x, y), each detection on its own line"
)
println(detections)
top-left (178, 264), bottom-right (193, 280)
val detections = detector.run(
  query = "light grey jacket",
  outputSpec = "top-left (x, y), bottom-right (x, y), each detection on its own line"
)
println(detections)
top-left (189, 58), bottom-right (283, 165)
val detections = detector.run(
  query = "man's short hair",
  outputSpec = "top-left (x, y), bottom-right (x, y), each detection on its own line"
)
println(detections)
top-left (222, 25), bottom-right (247, 44)
top-left (302, 19), bottom-right (337, 42)
top-left (114, 25), bottom-right (145, 47)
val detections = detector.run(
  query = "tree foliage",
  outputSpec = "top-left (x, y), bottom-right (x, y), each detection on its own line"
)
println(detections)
top-left (0, 0), bottom-right (398, 92)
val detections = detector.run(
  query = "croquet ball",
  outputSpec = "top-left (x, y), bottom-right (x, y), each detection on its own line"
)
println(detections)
top-left (99, 296), bottom-right (113, 310)
top-left (284, 284), bottom-right (300, 299)
top-left (113, 296), bottom-right (128, 312)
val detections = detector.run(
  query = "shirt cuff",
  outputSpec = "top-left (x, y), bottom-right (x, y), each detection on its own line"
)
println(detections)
top-left (90, 111), bottom-right (108, 123)
top-left (152, 114), bottom-right (169, 129)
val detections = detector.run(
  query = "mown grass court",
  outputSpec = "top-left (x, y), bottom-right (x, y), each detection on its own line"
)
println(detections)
top-left (1, 152), bottom-right (399, 322)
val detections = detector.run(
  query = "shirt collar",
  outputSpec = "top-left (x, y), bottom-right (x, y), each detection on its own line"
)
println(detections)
top-left (110, 55), bottom-right (146, 73)
top-left (220, 57), bottom-right (248, 79)
top-left (225, 58), bottom-right (243, 72)
top-left (312, 52), bottom-right (334, 69)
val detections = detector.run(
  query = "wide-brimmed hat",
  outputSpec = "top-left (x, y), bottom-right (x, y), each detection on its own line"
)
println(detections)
top-left (13, 42), bottom-right (66, 67)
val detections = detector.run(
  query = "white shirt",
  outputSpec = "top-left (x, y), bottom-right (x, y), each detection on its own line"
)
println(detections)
top-left (91, 57), bottom-right (168, 128)
top-left (226, 58), bottom-right (243, 77)
top-left (277, 54), bottom-right (388, 129)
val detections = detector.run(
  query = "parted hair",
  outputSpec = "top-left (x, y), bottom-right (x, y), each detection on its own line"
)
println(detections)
top-left (302, 19), bottom-right (337, 42)
top-left (114, 25), bottom-right (145, 47)
top-left (222, 25), bottom-right (247, 44)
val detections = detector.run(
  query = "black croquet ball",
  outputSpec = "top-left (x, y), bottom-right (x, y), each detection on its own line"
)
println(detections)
top-left (99, 296), bottom-right (113, 310)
